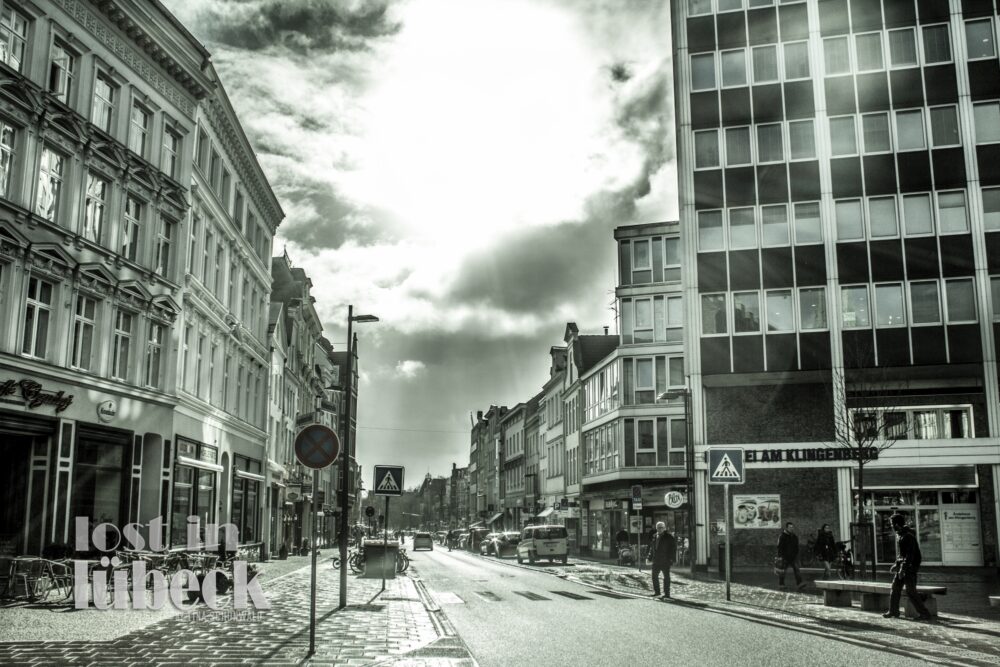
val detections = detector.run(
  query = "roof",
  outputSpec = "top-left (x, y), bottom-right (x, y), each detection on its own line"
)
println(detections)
top-left (575, 335), bottom-right (620, 374)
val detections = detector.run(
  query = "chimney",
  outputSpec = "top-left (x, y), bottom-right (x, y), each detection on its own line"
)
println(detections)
top-left (477, 410), bottom-right (483, 421)
top-left (604, 326), bottom-right (609, 335)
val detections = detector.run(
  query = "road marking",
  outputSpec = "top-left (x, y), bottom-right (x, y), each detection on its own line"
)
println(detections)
top-left (475, 591), bottom-right (502, 602)
top-left (589, 590), bottom-right (633, 600)
top-left (550, 590), bottom-right (592, 600)
top-left (513, 591), bottom-right (550, 601)
top-left (434, 591), bottom-right (465, 605)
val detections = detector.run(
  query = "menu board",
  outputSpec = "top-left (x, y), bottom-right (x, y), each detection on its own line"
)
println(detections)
top-left (942, 508), bottom-right (980, 551)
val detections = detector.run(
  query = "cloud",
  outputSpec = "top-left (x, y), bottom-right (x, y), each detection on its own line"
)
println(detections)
top-left (394, 360), bottom-right (426, 379)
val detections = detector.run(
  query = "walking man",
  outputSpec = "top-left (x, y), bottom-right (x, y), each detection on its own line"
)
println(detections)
top-left (646, 522), bottom-right (676, 599)
top-left (884, 513), bottom-right (932, 620)
top-left (777, 522), bottom-right (806, 590)
top-left (814, 523), bottom-right (837, 579)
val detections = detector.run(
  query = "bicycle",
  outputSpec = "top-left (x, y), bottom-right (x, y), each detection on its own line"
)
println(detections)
top-left (396, 549), bottom-right (410, 574)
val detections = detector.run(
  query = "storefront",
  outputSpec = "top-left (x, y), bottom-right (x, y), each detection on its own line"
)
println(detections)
top-left (585, 499), bottom-right (628, 558)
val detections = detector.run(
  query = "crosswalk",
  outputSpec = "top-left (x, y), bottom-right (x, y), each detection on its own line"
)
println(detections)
top-left (431, 589), bottom-right (636, 605)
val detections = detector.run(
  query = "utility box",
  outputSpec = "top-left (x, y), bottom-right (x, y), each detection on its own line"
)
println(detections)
top-left (361, 539), bottom-right (398, 579)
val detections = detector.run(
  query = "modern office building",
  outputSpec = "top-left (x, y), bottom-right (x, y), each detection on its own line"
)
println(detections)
top-left (673, 0), bottom-right (1000, 567)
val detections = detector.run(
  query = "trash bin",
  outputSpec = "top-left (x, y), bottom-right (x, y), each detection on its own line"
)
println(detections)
top-left (361, 539), bottom-right (398, 579)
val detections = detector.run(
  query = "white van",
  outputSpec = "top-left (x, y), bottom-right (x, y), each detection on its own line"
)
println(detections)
top-left (517, 525), bottom-right (568, 564)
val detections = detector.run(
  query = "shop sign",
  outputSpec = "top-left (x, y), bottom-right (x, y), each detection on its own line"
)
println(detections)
top-left (664, 490), bottom-right (686, 509)
top-left (97, 400), bottom-right (117, 423)
top-left (603, 499), bottom-right (624, 510)
top-left (733, 494), bottom-right (782, 529)
top-left (745, 447), bottom-right (879, 463)
top-left (286, 485), bottom-right (302, 502)
top-left (1, 378), bottom-right (74, 412)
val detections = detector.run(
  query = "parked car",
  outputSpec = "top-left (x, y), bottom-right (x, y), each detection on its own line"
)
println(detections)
top-left (412, 532), bottom-right (434, 551)
top-left (517, 525), bottom-right (568, 564)
top-left (483, 531), bottom-right (521, 557)
top-left (456, 531), bottom-right (471, 549)
top-left (479, 533), bottom-right (502, 555)
top-left (435, 531), bottom-right (448, 544)
top-left (466, 528), bottom-right (491, 552)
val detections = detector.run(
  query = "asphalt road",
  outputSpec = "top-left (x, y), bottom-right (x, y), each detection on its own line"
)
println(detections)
top-left (406, 543), bottom-right (927, 667)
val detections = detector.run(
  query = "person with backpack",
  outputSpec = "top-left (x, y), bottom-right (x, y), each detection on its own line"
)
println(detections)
top-left (814, 524), bottom-right (837, 579)
top-left (645, 522), bottom-right (676, 599)
top-left (883, 513), bottom-right (932, 620)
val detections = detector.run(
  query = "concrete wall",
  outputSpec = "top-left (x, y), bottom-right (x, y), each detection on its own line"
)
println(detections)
top-left (706, 384), bottom-right (834, 445)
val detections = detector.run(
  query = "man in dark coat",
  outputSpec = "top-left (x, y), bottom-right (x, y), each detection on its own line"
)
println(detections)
top-left (776, 522), bottom-right (805, 590)
top-left (646, 522), bottom-right (676, 599)
top-left (884, 513), bottom-right (931, 620)
top-left (814, 524), bottom-right (837, 578)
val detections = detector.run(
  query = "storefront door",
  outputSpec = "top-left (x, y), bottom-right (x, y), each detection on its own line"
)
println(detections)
top-left (0, 435), bottom-right (32, 555)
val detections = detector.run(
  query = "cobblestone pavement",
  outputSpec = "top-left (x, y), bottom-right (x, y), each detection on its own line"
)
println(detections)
top-left (0, 556), bottom-right (476, 666)
top-left (515, 555), bottom-right (1000, 666)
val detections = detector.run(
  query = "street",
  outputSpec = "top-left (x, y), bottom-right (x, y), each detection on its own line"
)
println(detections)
top-left (407, 544), bottom-right (926, 667)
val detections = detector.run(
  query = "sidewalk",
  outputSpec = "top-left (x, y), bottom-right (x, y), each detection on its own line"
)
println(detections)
top-left (557, 554), bottom-right (1000, 666)
top-left (0, 554), bottom-right (475, 666)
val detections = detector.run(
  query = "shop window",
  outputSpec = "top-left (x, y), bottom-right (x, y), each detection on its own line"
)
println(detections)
top-left (965, 19), bottom-right (996, 60)
top-left (902, 193), bottom-right (934, 236)
top-left (921, 25), bottom-right (951, 64)
top-left (21, 276), bottom-right (53, 358)
top-left (74, 432), bottom-right (127, 530)
top-left (0, 5), bottom-right (28, 72)
top-left (793, 202), bottom-right (822, 244)
top-left (799, 287), bottom-right (827, 330)
top-left (824, 36), bottom-right (850, 75)
top-left (909, 281), bottom-right (941, 324)
top-left (841, 285), bottom-right (871, 328)
top-left (930, 106), bottom-right (960, 147)
top-left (232, 455), bottom-right (261, 544)
top-left (888, 28), bottom-right (917, 67)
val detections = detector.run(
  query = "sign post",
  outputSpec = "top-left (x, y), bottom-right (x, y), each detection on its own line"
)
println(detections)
top-left (707, 447), bottom-right (745, 602)
top-left (294, 424), bottom-right (341, 657)
top-left (631, 484), bottom-right (643, 571)
top-left (373, 465), bottom-right (404, 594)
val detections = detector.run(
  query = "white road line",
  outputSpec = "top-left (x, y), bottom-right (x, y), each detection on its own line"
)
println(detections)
top-left (433, 591), bottom-right (465, 605)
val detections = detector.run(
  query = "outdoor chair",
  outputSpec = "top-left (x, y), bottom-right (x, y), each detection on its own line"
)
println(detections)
top-left (0, 556), bottom-right (13, 598)
top-left (10, 558), bottom-right (52, 601)
top-left (46, 559), bottom-right (74, 601)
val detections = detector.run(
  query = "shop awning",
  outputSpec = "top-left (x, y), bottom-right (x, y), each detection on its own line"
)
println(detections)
top-left (536, 507), bottom-right (555, 518)
top-left (487, 512), bottom-right (503, 525)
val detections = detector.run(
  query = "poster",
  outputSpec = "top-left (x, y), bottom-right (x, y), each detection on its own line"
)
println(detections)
top-left (733, 494), bottom-right (781, 529)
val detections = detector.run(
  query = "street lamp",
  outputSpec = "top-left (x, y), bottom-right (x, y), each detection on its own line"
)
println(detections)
top-left (339, 305), bottom-right (378, 609)
top-left (658, 387), bottom-right (696, 574)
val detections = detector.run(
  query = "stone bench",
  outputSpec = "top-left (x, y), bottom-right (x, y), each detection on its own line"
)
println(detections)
top-left (815, 580), bottom-right (947, 618)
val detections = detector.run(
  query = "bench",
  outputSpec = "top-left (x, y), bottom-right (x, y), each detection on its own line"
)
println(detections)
top-left (815, 580), bottom-right (947, 618)
top-left (990, 595), bottom-right (999, 608)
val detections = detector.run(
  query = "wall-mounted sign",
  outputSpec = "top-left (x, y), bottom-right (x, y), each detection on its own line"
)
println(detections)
top-left (745, 447), bottom-right (879, 463)
top-left (97, 400), bottom-right (117, 423)
top-left (1, 379), bottom-right (74, 412)
top-left (733, 494), bottom-right (782, 529)
top-left (286, 485), bottom-right (302, 502)
top-left (603, 499), bottom-right (624, 510)
top-left (664, 490), bottom-right (686, 509)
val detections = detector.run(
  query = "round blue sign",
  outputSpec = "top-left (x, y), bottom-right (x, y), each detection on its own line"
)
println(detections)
top-left (294, 424), bottom-right (341, 470)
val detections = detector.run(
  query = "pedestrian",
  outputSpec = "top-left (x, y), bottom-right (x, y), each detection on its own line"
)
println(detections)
top-left (645, 521), bottom-right (676, 599)
top-left (814, 523), bottom-right (837, 579)
top-left (776, 521), bottom-right (805, 590)
top-left (883, 513), bottom-right (932, 620)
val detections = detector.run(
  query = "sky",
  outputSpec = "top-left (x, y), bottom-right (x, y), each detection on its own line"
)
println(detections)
top-left (162, 0), bottom-right (676, 491)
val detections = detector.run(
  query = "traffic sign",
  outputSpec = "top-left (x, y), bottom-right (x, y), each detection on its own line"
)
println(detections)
top-left (631, 484), bottom-right (643, 510)
top-left (707, 447), bottom-right (745, 485)
top-left (365, 506), bottom-right (375, 518)
top-left (295, 424), bottom-right (341, 470)
top-left (373, 465), bottom-right (404, 497)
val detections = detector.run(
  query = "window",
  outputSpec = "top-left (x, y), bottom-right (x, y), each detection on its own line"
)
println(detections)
top-left (162, 128), bottom-right (181, 179)
top-left (733, 291), bottom-right (761, 333)
top-left (910, 281), bottom-right (941, 324)
top-left (875, 283), bottom-right (905, 326)
top-left (869, 197), bottom-right (898, 237)
top-left (922, 25), bottom-right (951, 64)
top-left (83, 173), bottom-right (108, 243)
top-left (937, 191), bottom-right (968, 233)
top-left (665, 295), bottom-right (683, 342)
top-left (233, 191), bottom-right (245, 230)
top-left (635, 358), bottom-right (654, 403)
top-left (757, 123), bottom-right (783, 162)
top-left (784, 42), bottom-right (809, 79)
top-left (992, 277), bottom-right (1000, 321)
top-left (695, 130), bottom-right (720, 169)
top-left (48, 41), bottom-right (74, 103)
top-left (203, 231), bottom-right (213, 283)
top-left (631, 239), bottom-right (651, 284)
top-left (71, 295), bottom-right (96, 370)
top-left (856, 33), bottom-right (884, 71)
top-left (0, 120), bottom-right (13, 197)
top-left (973, 102), bottom-right (1000, 144)
top-left (762, 204), bottom-right (788, 246)
top-left (195, 334), bottom-right (205, 397)
top-left (930, 106), bottom-right (960, 147)
top-left (128, 102), bottom-right (150, 157)
top-left (689, 0), bottom-right (712, 15)
top-left (902, 194), bottom-right (933, 235)
top-left (121, 196), bottom-right (141, 261)
top-left (214, 243), bottom-right (224, 295)
top-left (862, 113), bottom-right (891, 153)
top-left (983, 187), bottom-right (1000, 231)
top-left (663, 237), bottom-right (680, 282)
top-left (895, 110), bottom-right (926, 150)
top-left (91, 74), bottom-right (115, 133)
top-left (793, 202), bottom-right (822, 244)
top-left (725, 127), bottom-right (752, 165)
top-left (752, 45), bottom-right (778, 83)
top-left (835, 199), bottom-right (864, 240)
top-left (788, 119), bottom-right (815, 159)
top-left (717, 0), bottom-right (742, 10)
top-left (765, 290), bottom-right (793, 331)
top-left (155, 217), bottom-right (174, 275)
top-left (145, 322), bottom-right (163, 388)
top-left (111, 310), bottom-right (133, 381)
top-left (945, 279), bottom-right (976, 323)
top-left (888, 28), bottom-right (917, 66)
top-left (824, 36), bottom-right (850, 74)
top-left (729, 207), bottom-right (756, 249)
top-left (701, 293), bottom-right (727, 335)
top-left (170, 439), bottom-right (217, 546)
top-left (634, 298), bottom-right (652, 343)
top-left (196, 129), bottom-right (209, 171)
top-left (0, 5), bottom-right (27, 72)
top-left (965, 20), bottom-right (996, 59)
top-left (231, 456), bottom-right (261, 543)
top-left (799, 287), bottom-right (827, 329)
top-left (210, 150), bottom-right (221, 191)
top-left (220, 167), bottom-right (232, 209)
top-left (830, 116), bottom-right (857, 156)
top-left (36, 148), bottom-right (64, 222)
top-left (698, 210), bottom-right (724, 251)
top-left (691, 53), bottom-right (716, 90)
top-left (721, 49), bottom-right (747, 87)
top-left (22, 277), bottom-right (53, 358)
top-left (841, 285), bottom-right (871, 328)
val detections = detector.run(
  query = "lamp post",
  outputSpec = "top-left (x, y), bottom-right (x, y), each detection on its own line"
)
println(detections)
top-left (338, 305), bottom-right (378, 609)
top-left (658, 387), bottom-right (696, 574)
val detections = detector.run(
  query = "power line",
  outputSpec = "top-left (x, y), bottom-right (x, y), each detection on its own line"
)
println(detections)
top-left (357, 425), bottom-right (469, 435)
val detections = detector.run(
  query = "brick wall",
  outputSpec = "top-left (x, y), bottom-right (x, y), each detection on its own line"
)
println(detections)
top-left (705, 384), bottom-right (834, 445)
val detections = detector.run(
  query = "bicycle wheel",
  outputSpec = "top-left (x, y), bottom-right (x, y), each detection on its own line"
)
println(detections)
top-left (396, 553), bottom-right (409, 573)
top-left (349, 553), bottom-right (364, 573)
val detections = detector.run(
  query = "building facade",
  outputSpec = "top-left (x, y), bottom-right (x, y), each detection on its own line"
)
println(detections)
top-left (499, 402), bottom-right (525, 530)
top-left (673, 0), bottom-right (1000, 567)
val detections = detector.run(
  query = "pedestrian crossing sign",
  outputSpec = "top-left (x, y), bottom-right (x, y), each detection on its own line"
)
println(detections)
top-left (373, 465), bottom-right (404, 497)
top-left (707, 448), bottom-right (745, 485)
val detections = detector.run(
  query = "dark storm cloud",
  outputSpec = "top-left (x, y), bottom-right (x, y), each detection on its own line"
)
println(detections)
top-left (195, 0), bottom-right (401, 54)
top-left (276, 185), bottom-right (394, 249)
top-left (613, 58), bottom-right (674, 194)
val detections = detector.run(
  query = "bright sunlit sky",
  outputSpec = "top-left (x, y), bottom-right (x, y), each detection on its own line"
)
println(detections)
top-left (162, 0), bottom-right (676, 490)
